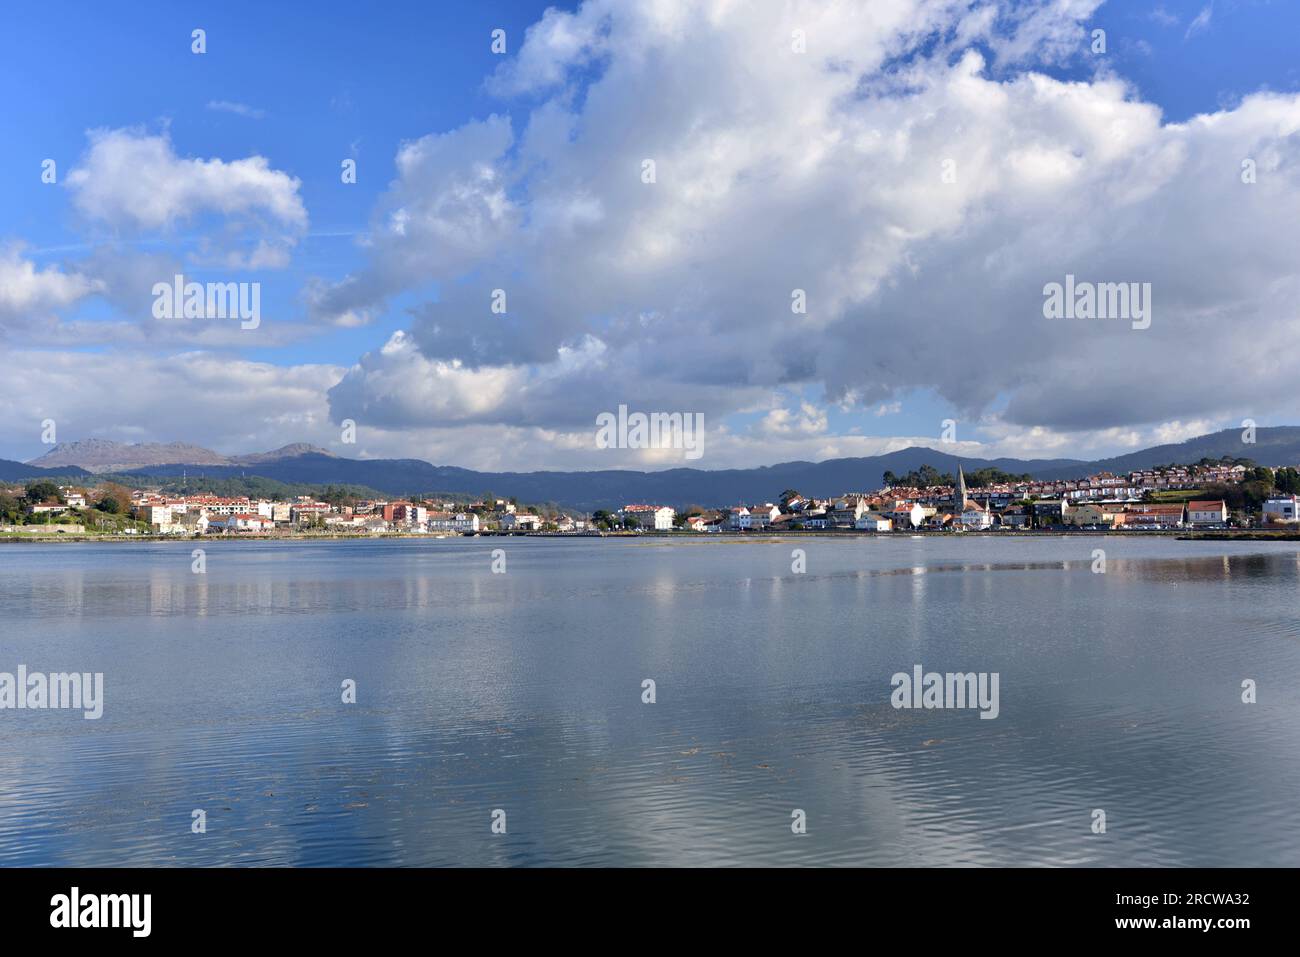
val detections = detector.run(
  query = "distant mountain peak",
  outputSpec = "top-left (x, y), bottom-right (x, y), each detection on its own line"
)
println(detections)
top-left (229, 444), bottom-right (337, 465)
top-left (28, 440), bottom-right (230, 473)
top-left (25, 438), bottom-right (339, 474)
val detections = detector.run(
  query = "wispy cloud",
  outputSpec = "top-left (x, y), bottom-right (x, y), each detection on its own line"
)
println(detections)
top-left (206, 99), bottom-right (267, 119)
top-left (1149, 6), bottom-right (1178, 28)
top-left (1185, 4), bottom-right (1213, 39)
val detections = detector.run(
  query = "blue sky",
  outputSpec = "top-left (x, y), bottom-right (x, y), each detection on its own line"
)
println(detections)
top-left (2, 0), bottom-right (555, 363)
top-left (2, 1), bottom-right (1299, 469)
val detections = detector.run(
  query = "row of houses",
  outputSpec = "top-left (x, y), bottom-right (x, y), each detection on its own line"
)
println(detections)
top-left (21, 463), bottom-right (1297, 539)
top-left (125, 488), bottom-right (1300, 535)
top-left (120, 492), bottom-right (591, 535)
top-left (123, 490), bottom-right (1296, 536)
top-left (1017, 465), bottom-right (1250, 498)
top-left (695, 498), bottom-right (1232, 532)
top-left (871, 465), bottom-right (1253, 507)
top-left (613, 463), bottom-right (1243, 534)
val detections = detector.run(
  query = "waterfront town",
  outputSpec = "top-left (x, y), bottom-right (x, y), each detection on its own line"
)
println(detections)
top-left (5, 458), bottom-right (1300, 538)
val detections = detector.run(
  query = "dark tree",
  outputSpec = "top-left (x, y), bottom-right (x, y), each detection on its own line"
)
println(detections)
top-left (1274, 467), bottom-right (1300, 495)
top-left (24, 481), bottom-right (61, 504)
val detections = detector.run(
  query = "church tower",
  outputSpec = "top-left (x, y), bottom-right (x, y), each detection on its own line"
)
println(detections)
top-left (956, 464), bottom-right (969, 511)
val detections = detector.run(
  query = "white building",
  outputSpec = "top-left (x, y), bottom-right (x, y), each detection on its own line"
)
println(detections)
top-left (174, 512), bottom-right (209, 535)
top-left (500, 512), bottom-right (543, 530)
top-left (324, 515), bottom-right (365, 530)
top-left (132, 504), bottom-right (173, 527)
top-left (209, 513), bottom-right (274, 533)
top-left (1263, 496), bottom-right (1299, 523)
top-left (827, 498), bottom-right (868, 526)
top-left (1186, 500), bottom-right (1228, 526)
top-left (429, 512), bottom-right (480, 533)
top-left (290, 502), bottom-right (331, 524)
top-left (397, 505), bottom-right (428, 526)
top-left (620, 504), bottom-right (676, 530)
top-left (855, 512), bottom-right (893, 532)
top-left (959, 502), bottom-right (993, 529)
top-left (739, 504), bottom-right (780, 529)
top-left (887, 502), bottom-right (927, 529)
top-left (201, 499), bottom-right (252, 517)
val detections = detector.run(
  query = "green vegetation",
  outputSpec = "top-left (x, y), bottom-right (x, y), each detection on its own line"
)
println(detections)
top-left (104, 473), bottom-right (386, 503)
top-left (1146, 490), bottom-right (1201, 503)
top-left (588, 510), bottom-right (641, 530)
top-left (76, 508), bottom-right (148, 533)
top-left (883, 465), bottom-right (952, 488)
top-left (1212, 480), bottom-right (1281, 513)
top-left (1273, 467), bottom-right (1300, 494)
top-left (1146, 482), bottom-right (1268, 513)
top-left (0, 486), bottom-right (149, 535)
top-left (965, 468), bottom-right (1035, 488)
top-left (410, 490), bottom-right (478, 506)
top-left (0, 490), bottom-right (22, 523)
top-left (24, 480), bottom-right (62, 504)
top-left (881, 465), bottom-right (1033, 488)
top-left (672, 505), bottom-right (707, 527)
top-left (1155, 456), bottom-right (1257, 471)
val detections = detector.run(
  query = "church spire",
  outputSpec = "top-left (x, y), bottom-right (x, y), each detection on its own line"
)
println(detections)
top-left (957, 463), bottom-right (968, 510)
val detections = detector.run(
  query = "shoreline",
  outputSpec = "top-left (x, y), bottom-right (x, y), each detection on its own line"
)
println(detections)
top-left (3, 528), bottom-right (1297, 544)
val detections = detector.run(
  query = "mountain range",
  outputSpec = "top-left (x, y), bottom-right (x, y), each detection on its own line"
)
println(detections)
top-left (26, 439), bottom-right (336, 472)
top-left (1, 427), bottom-right (1293, 512)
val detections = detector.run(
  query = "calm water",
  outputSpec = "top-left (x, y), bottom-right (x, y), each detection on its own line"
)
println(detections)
top-left (1, 535), bottom-right (1298, 867)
